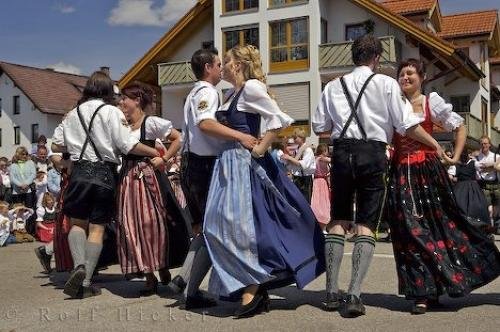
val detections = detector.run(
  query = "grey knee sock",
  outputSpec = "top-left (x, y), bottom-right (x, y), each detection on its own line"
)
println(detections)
top-left (178, 235), bottom-right (204, 282)
top-left (325, 234), bottom-right (345, 295)
top-left (185, 238), bottom-right (212, 298)
top-left (68, 227), bottom-right (86, 268)
top-left (347, 235), bottom-right (375, 298)
top-left (45, 241), bottom-right (54, 256)
top-left (82, 242), bottom-right (103, 287)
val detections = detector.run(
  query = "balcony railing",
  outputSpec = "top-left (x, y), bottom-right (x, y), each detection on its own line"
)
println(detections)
top-left (319, 35), bottom-right (401, 70)
top-left (158, 61), bottom-right (195, 86)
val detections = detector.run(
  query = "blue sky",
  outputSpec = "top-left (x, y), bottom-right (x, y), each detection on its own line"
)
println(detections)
top-left (0, 0), bottom-right (498, 80)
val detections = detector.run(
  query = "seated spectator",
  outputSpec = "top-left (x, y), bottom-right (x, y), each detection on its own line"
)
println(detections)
top-left (31, 135), bottom-right (51, 156)
top-left (47, 164), bottom-right (62, 200)
top-left (0, 201), bottom-right (16, 247)
top-left (9, 203), bottom-right (35, 243)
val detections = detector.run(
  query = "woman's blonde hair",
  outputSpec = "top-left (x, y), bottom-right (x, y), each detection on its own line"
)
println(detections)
top-left (228, 45), bottom-right (266, 84)
top-left (12, 146), bottom-right (29, 163)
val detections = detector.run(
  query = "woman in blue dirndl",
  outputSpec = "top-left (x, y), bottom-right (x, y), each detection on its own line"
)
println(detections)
top-left (203, 45), bottom-right (325, 318)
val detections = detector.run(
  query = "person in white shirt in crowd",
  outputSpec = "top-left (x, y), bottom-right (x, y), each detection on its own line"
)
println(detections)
top-left (51, 70), bottom-right (160, 299)
top-left (0, 157), bottom-right (12, 203)
top-left (34, 170), bottom-right (48, 208)
top-left (47, 163), bottom-right (62, 200)
top-left (281, 129), bottom-right (316, 202)
top-left (0, 201), bottom-right (16, 247)
top-left (32, 145), bottom-right (52, 174)
top-left (475, 135), bottom-right (500, 225)
top-left (313, 35), bottom-right (442, 317)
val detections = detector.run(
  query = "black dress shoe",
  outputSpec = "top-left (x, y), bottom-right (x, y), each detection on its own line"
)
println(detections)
top-left (166, 275), bottom-right (187, 294)
top-left (63, 265), bottom-right (86, 298)
top-left (139, 279), bottom-right (158, 297)
top-left (34, 246), bottom-right (52, 273)
top-left (185, 291), bottom-right (217, 310)
top-left (234, 293), bottom-right (266, 319)
top-left (324, 292), bottom-right (342, 311)
top-left (344, 294), bottom-right (366, 317)
top-left (411, 301), bottom-right (427, 315)
top-left (159, 268), bottom-right (172, 285)
top-left (76, 285), bottom-right (102, 299)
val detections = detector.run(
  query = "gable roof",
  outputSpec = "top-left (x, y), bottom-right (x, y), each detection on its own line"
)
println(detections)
top-left (351, 0), bottom-right (484, 80)
top-left (381, 0), bottom-right (436, 16)
top-left (0, 61), bottom-right (88, 115)
top-left (118, 0), bottom-right (212, 88)
top-left (438, 10), bottom-right (499, 39)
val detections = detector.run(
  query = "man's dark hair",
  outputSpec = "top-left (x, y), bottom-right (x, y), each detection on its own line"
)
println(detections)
top-left (351, 35), bottom-right (383, 66)
top-left (78, 70), bottom-right (115, 105)
top-left (191, 48), bottom-right (218, 80)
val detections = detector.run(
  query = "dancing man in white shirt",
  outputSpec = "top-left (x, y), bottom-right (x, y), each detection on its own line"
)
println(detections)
top-left (313, 35), bottom-right (442, 317)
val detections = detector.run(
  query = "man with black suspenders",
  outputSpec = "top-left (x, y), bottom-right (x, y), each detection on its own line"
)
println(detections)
top-left (313, 35), bottom-right (443, 317)
top-left (166, 48), bottom-right (257, 309)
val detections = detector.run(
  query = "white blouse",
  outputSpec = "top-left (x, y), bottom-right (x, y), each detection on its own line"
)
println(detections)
top-left (417, 92), bottom-right (464, 132)
top-left (131, 116), bottom-right (173, 141)
top-left (220, 79), bottom-right (294, 133)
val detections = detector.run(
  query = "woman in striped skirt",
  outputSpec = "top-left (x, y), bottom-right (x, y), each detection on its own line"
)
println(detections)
top-left (117, 82), bottom-right (182, 296)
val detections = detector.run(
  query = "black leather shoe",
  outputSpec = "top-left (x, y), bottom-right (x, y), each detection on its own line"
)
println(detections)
top-left (159, 268), bottom-right (172, 285)
top-left (324, 292), bottom-right (342, 311)
top-left (411, 301), bottom-right (427, 315)
top-left (234, 293), bottom-right (266, 319)
top-left (34, 246), bottom-right (52, 273)
top-left (139, 279), bottom-right (159, 297)
top-left (63, 265), bottom-right (86, 298)
top-left (166, 275), bottom-right (187, 294)
top-left (344, 294), bottom-right (365, 317)
top-left (185, 291), bottom-right (217, 310)
top-left (77, 285), bottom-right (102, 299)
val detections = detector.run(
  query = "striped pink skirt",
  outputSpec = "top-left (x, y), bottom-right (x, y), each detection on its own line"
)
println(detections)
top-left (117, 160), bottom-right (168, 274)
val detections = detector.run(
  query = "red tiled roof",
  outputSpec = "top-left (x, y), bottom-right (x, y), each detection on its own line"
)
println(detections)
top-left (381, 0), bottom-right (436, 16)
top-left (0, 62), bottom-right (89, 115)
top-left (438, 10), bottom-right (498, 39)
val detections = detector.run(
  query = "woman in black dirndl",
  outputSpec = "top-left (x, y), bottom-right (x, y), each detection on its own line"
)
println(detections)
top-left (386, 59), bottom-right (500, 314)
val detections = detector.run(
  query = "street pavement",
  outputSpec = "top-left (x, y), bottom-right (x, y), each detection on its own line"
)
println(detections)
top-left (1, 237), bottom-right (499, 332)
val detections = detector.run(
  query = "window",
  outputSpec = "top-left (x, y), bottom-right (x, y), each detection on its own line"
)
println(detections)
top-left (345, 23), bottom-right (366, 41)
top-left (269, 0), bottom-right (308, 7)
top-left (14, 126), bottom-right (20, 145)
top-left (13, 95), bottom-right (20, 114)
top-left (270, 17), bottom-right (309, 72)
top-left (223, 0), bottom-right (258, 14)
top-left (223, 26), bottom-right (259, 52)
top-left (482, 97), bottom-right (488, 135)
top-left (321, 19), bottom-right (328, 44)
top-left (31, 124), bottom-right (39, 144)
top-left (0, 128), bottom-right (2, 147)
top-left (0, 98), bottom-right (2, 117)
top-left (450, 96), bottom-right (470, 113)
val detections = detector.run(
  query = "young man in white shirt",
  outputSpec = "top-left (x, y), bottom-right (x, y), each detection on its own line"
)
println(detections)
top-left (282, 128), bottom-right (316, 202)
top-left (313, 35), bottom-right (443, 317)
top-left (51, 70), bottom-right (159, 299)
top-left (167, 48), bottom-right (256, 309)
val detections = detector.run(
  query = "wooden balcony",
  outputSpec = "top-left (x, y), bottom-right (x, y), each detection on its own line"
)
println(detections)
top-left (158, 61), bottom-right (195, 86)
top-left (319, 35), bottom-right (401, 70)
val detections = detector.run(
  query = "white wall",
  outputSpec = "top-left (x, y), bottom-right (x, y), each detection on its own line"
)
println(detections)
top-left (0, 73), bottom-right (62, 158)
top-left (161, 87), bottom-right (191, 129)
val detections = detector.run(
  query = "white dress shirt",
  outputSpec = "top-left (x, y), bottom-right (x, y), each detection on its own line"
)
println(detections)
top-left (181, 81), bottom-right (225, 156)
top-left (130, 116), bottom-right (172, 141)
top-left (287, 144), bottom-right (316, 176)
top-left (313, 66), bottom-right (421, 144)
top-left (52, 99), bottom-right (139, 164)
top-left (475, 151), bottom-right (500, 182)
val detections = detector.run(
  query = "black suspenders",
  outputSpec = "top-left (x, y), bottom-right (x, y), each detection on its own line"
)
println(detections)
top-left (339, 73), bottom-right (376, 141)
top-left (76, 103), bottom-right (107, 161)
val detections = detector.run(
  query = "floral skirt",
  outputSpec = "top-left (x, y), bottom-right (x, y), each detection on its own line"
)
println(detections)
top-left (387, 153), bottom-right (500, 299)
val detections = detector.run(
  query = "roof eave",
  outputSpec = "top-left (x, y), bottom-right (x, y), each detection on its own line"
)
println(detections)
top-left (118, 0), bottom-right (211, 88)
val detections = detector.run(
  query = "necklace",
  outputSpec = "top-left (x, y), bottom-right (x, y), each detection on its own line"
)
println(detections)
top-left (130, 113), bottom-right (145, 130)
